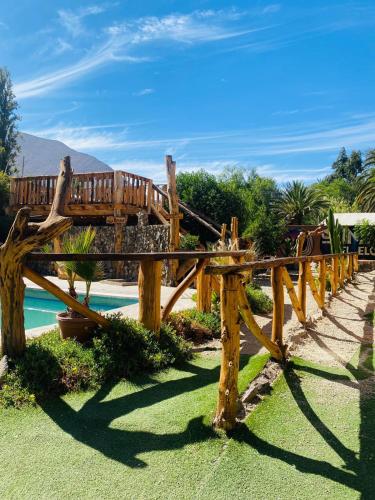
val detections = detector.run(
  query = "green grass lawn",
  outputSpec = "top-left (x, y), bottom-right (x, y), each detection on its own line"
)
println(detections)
top-left (1, 350), bottom-right (374, 499)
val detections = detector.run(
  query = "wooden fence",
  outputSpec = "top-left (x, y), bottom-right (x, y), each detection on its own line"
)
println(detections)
top-left (205, 251), bottom-right (359, 429)
top-left (26, 249), bottom-right (359, 431)
top-left (26, 250), bottom-right (247, 332)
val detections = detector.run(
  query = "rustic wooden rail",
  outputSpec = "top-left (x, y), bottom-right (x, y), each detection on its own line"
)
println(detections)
top-left (26, 250), bottom-right (247, 333)
top-left (205, 251), bottom-right (358, 430)
top-left (8, 171), bottom-right (155, 216)
top-left (23, 246), bottom-right (360, 431)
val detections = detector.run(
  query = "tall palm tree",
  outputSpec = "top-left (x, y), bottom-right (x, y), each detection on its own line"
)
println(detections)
top-left (274, 180), bottom-right (328, 224)
top-left (365, 149), bottom-right (375, 168)
top-left (356, 167), bottom-right (375, 212)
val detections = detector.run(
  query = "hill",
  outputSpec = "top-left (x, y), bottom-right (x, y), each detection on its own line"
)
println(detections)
top-left (15, 133), bottom-right (112, 176)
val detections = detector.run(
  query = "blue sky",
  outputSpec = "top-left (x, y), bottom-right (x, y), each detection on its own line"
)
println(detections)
top-left (1, 1), bottom-right (375, 182)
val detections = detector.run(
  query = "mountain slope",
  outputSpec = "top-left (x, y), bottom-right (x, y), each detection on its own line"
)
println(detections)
top-left (15, 133), bottom-right (112, 176)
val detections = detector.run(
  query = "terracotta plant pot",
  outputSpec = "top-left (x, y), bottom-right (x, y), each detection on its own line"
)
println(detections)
top-left (57, 312), bottom-right (97, 342)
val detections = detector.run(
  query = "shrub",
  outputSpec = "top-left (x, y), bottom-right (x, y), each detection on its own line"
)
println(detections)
top-left (91, 315), bottom-right (192, 379)
top-left (180, 233), bottom-right (200, 250)
top-left (355, 219), bottom-right (375, 249)
top-left (167, 309), bottom-right (221, 343)
top-left (0, 315), bottom-right (192, 408)
top-left (245, 283), bottom-right (273, 314)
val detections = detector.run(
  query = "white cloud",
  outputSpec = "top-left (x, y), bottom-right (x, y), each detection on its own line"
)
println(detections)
top-left (133, 88), bottom-right (155, 96)
top-left (58, 5), bottom-right (106, 37)
top-left (15, 9), bottom-right (256, 99)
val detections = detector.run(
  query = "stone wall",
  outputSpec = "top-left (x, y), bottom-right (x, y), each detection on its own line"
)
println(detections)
top-left (31, 220), bottom-right (170, 282)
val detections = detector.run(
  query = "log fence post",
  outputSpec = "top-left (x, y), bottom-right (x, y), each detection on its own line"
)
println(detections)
top-left (348, 254), bottom-right (353, 280)
top-left (166, 155), bottom-right (180, 285)
top-left (332, 256), bottom-right (339, 295)
top-left (196, 261), bottom-right (212, 313)
top-left (298, 261), bottom-right (307, 320)
top-left (353, 253), bottom-right (359, 273)
top-left (138, 260), bottom-right (162, 334)
top-left (271, 266), bottom-right (284, 346)
top-left (214, 273), bottom-right (240, 430)
top-left (339, 254), bottom-right (345, 288)
top-left (319, 258), bottom-right (326, 306)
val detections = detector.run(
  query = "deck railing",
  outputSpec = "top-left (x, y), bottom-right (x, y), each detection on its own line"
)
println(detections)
top-left (9, 171), bottom-right (154, 215)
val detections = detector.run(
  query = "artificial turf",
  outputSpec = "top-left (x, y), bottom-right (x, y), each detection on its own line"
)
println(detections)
top-left (1, 350), bottom-right (374, 499)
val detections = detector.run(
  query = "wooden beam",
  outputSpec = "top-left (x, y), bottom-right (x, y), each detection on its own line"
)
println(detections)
top-left (237, 285), bottom-right (283, 360)
top-left (332, 256), bottom-right (339, 295)
top-left (23, 267), bottom-right (109, 327)
top-left (138, 260), bottom-right (162, 334)
top-left (161, 259), bottom-right (205, 321)
top-left (271, 266), bottom-right (284, 345)
top-left (28, 250), bottom-right (247, 262)
top-left (196, 263), bottom-right (211, 313)
top-left (298, 261), bottom-right (307, 320)
top-left (306, 264), bottom-right (324, 310)
top-left (281, 267), bottom-right (305, 324)
top-left (319, 258), bottom-right (326, 306)
top-left (214, 273), bottom-right (241, 430)
top-left (166, 155), bottom-right (180, 285)
top-left (205, 253), bottom-right (358, 275)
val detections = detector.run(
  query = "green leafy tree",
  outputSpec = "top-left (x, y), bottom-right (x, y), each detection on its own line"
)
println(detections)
top-left (356, 168), bottom-right (375, 212)
top-left (0, 68), bottom-right (20, 174)
top-left (364, 149), bottom-right (375, 168)
top-left (274, 180), bottom-right (328, 224)
top-left (0, 171), bottom-right (9, 214)
top-left (355, 219), bottom-right (375, 249)
top-left (329, 147), bottom-right (364, 181)
top-left (245, 207), bottom-right (285, 256)
top-left (176, 169), bottom-right (247, 232)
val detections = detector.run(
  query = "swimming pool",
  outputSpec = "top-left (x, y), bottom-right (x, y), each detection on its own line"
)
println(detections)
top-left (0, 288), bottom-right (138, 330)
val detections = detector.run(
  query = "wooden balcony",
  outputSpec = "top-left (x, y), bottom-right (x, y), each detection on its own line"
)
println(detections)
top-left (8, 171), bottom-right (156, 218)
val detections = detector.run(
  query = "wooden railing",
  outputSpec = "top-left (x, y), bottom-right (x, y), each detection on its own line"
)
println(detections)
top-left (9, 171), bottom-right (154, 215)
top-left (26, 249), bottom-right (359, 430)
top-left (205, 251), bottom-right (359, 429)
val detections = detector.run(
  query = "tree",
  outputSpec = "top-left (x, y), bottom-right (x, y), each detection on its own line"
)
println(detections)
top-left (356, 168), bottom-right (375, 212)
top-left (274, 180), bottom-right (328, 224)
top-left (0, 68), bottom-right (20, 174)
top-left (0, 171), bottom-right (9, 214)
top-left (176, 169), bottom-right (247, 236)
top-left (364, 149), bottom-right (375, 168)
top-left (329, 147), bottom-right (364, 181)
top-left (354, 219), bottom-right (375, 249)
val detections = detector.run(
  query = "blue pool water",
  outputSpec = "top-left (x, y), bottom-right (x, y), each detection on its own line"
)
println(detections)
top-left (0, 288), bottom-right (138, 330)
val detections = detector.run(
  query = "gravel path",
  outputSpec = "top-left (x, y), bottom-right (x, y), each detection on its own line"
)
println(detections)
top-left (238, 271), bottom-right (374, 367)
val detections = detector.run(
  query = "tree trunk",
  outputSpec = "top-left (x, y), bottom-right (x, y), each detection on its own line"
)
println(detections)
top-left (0, 156), bottom-right (73, 357)
top-left (0, 259), bottom-right (26, 356)
top-left (214, 274), bottom-right (240, 430)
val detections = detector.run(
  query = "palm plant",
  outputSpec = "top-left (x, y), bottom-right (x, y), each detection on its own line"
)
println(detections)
top-left (356, 167), bottom-right (375, 212)
top-left (58, 227), bottom-right (103, 307)
top-left (274, 180), bottom-right (328, 224)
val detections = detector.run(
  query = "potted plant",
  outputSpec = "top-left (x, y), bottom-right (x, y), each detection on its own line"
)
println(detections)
top-left (55, 227), bottom-right (104, 342)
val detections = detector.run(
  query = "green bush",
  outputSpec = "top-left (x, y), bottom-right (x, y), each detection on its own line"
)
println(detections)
top-left (91, 315), bottom-right (192, 379)
top-left (0, 315), bottom-right (192, 408)
top-left (0, 172), bottom-right (9, 215)
top-left (168, 308), bottom-right (221, 342)
top-left (180, 233), bottom-right (200, 250)
top-left (245, 283), bottom-right (273, 314)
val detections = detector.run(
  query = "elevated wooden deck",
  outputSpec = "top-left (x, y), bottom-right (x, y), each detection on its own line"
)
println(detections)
top-left (8, 170), bottom-right (164, 218)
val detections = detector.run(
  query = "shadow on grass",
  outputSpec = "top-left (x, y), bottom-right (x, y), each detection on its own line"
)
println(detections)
top-left (230, 287), bottom-right (375, 498)
top-left (41, 357), bottom-right (248, 468)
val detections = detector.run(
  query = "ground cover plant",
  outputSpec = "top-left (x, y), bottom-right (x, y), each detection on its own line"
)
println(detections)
top-left (245, 282), bottom-right (273, 314)
top-left (167, 308), bottom-right (221, 343)
top-left (0, 314), bottom-right (192, 408)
